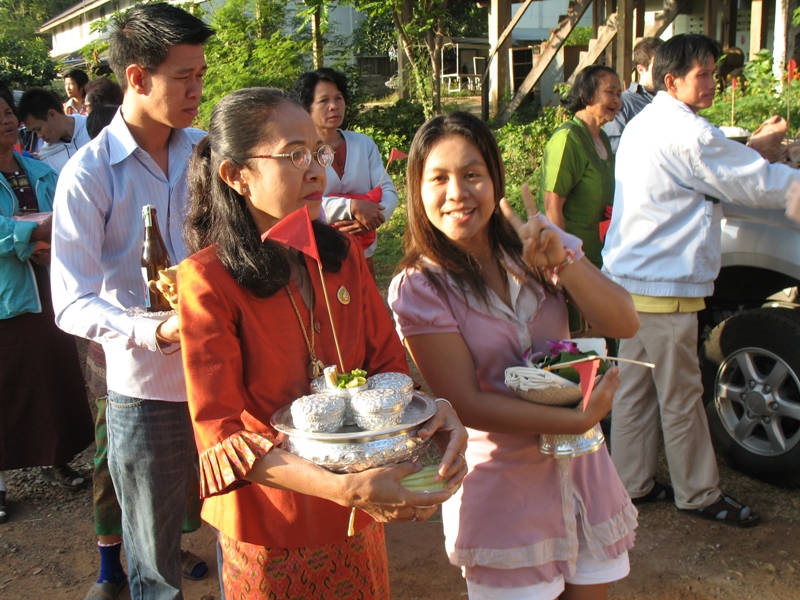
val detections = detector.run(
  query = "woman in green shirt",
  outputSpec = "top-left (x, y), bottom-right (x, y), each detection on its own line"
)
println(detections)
top-left (540, 65), bottom-right (621, 269)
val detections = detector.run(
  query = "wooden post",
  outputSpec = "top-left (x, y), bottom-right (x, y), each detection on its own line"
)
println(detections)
top-left (635, 0), bottom-right (645, 38)
top-left (704, 0), bottom-right (718, 40)
top-left (721, 0), bottom-right (738, 48)
top-left (605, 0), bottom-right (616, 68)
top-left (481, 0), bottom-right (537, 120)
top-left (773, 0), bottom-right (789, 88)
top-left (489, 0), bottom-right (512, 119)
top-left (593, 0), bottom-right (604, 38)
top-left (749, 0), bottom-right (765, 59)
top-left (616, 0), bottom-right (632, 87)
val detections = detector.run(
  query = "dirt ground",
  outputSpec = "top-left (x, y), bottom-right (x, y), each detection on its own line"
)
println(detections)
top-left (3, 339), bottom-right (800, 599)
top-left (3, 427), bottom-right (800, 599)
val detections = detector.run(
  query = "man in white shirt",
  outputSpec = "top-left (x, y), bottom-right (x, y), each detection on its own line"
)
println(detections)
top-left (18, 89), bottom-right (91, 173)
top-left (50, 3), bottom-right (213, 598)
top-left (603, 34), bottom-right (800, 528)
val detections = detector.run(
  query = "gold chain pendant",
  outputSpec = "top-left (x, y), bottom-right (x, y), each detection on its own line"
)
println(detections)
top-left (307, 356), bottom-right (325, 380)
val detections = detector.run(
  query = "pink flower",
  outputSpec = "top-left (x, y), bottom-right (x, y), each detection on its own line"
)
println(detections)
top-left (546, 340), bottom-right (579, 357)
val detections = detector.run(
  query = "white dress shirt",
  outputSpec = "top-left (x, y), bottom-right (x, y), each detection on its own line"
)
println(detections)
top-left (51, 110), bottom-right (206, 401)
top-left (603, 92), bottom-right (799, 298)
top-left (321, 130), bottom-right (398, 258)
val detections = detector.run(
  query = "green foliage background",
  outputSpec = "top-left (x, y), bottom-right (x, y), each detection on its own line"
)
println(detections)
top-left (0, 0), bottom-right (74, 88)
top-left (196, 0), bottom-right (309, 128)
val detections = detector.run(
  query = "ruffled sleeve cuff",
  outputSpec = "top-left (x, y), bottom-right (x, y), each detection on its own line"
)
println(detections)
top-left (198, 430), bottom-right (275, 498)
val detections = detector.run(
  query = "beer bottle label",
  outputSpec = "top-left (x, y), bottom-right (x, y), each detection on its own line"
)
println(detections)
top-left (142, 267), bottom-right (152, 308)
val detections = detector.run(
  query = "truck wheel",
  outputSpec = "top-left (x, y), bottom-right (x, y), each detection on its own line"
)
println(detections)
top-left (700, 308), bottom-right (800, 486)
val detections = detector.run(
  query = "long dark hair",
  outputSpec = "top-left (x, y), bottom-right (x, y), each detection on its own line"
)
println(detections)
top-left (401, 111), bottom-right (541, 303)
top-left (185, 87), bottom-right (348, 298)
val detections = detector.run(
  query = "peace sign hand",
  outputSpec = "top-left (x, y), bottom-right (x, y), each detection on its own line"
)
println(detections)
top-left (499, 184), bottom-right (567, 270)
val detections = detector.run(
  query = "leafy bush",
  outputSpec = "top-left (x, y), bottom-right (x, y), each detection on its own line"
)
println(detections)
top-left (197, 0), bottom-right (309, 129)
top-left (350, 99), bottom-right (426, 177)
top-left (493, 105), bottom-right (569, 213)
top-left (565, 26), bottom-right (592, 47)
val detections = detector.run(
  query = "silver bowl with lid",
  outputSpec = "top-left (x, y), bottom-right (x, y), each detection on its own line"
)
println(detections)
top-left (350, 388), bottom-right (405, 430)
top-left (310, 375), bottom-right (366, 426)
top-left (271, 393), bottom-right (437, 473)
top-left (368, 372), bottom-right (414, 407)
top-left (289, 393), bottom-right (346, 433)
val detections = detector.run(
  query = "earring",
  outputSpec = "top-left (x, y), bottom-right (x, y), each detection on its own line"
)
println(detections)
top-left (241, 186), bottom-right (248, 195)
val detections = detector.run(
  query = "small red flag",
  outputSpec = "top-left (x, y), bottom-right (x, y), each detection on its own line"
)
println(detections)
top-left (331, 186), bottom-right (384, 250)
top-left (790, 59), bottom-right (797, 82)
top-left (732, 77), bottom-right (737, 90)
top-left (573, 359), bottom-right (600, 411)
top-left (388, 148), bottom-right (408, 165)
top-left (262, 206), bottom-right (320, 262)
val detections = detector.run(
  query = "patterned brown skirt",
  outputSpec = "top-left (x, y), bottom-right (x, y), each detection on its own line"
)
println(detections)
top-left (219, 522), bottom-right (389, 599)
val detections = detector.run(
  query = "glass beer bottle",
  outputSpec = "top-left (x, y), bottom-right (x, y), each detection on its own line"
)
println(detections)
top-left (141, 205), bottom-right (172, 312)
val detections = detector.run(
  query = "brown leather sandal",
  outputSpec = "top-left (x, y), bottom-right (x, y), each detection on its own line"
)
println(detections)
top-left (41, 464), bottom-right (86, 491)
top-left (632, 480), bottom-right (675, 505)
top-left (681, 494), bottom-right (761, 528)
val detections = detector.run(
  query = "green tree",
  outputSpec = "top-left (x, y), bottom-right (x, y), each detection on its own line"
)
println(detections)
top-left (352, 0), bottom-right (448, 117)
top-left (0, 34), bottom-right (58, 88)
top-left (197, 0), bottom-right (309, 128)
top-left (0, 0), bottom-right (72, 88)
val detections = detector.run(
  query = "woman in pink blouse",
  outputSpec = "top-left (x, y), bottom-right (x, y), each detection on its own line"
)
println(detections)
top-left (389, 112), bottom-right (639, 600)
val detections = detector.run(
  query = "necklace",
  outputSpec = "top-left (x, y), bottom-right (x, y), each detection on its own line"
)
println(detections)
top-left (285, 285), bottom-right (325, 380)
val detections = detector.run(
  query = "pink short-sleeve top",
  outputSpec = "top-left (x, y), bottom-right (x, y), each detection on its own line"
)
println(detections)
top-left (389, 260), bottom-right (637, 588)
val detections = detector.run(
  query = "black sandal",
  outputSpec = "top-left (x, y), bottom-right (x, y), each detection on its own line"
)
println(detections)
top-left (41, 464), bottom-right (86, 491)
top-left (632, 479), bottom-right (675, 506)
top-left (0, 491), bottom-right (7, 524)
top-left (681, 493), bottom-right (761, 528)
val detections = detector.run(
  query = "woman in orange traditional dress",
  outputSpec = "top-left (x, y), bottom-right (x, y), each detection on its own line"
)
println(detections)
top-left (179, 87), bottom-right (468, 599)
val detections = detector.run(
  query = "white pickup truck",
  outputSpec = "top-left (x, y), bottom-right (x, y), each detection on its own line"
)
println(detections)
top-left (699, 202), bottom-right (800, 486)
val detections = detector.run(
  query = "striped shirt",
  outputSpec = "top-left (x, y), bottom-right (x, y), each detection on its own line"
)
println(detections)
top-left (50, 109), bottom-right (206, 402)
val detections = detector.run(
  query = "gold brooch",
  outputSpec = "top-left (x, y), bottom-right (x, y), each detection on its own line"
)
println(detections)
top-left (337, 286), bottom-right (351, 305)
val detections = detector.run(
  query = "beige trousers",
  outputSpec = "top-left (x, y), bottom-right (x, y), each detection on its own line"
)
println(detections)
top-left (610, 311), bottom-right (720, 509)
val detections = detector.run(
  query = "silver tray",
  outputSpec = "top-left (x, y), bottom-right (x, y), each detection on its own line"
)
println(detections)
top-left (271, 393), bottom-right (437, 473)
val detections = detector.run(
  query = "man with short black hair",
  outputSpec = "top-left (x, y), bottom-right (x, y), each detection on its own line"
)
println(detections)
top-left (18, 88), bottom-right (91, 172)
top-left (603, 34), bottom-right (800, 529)
top-left (604, 36), bottom-right (662, 153)
top-left (50, 3), bottom-right (214, 598)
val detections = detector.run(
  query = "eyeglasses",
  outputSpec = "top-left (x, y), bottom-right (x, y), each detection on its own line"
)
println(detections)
top-left (247, 145), bottom-right (335, 170)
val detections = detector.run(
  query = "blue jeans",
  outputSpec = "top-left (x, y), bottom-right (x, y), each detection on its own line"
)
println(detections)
top-left (106, 391), bottom-right (196, 600)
